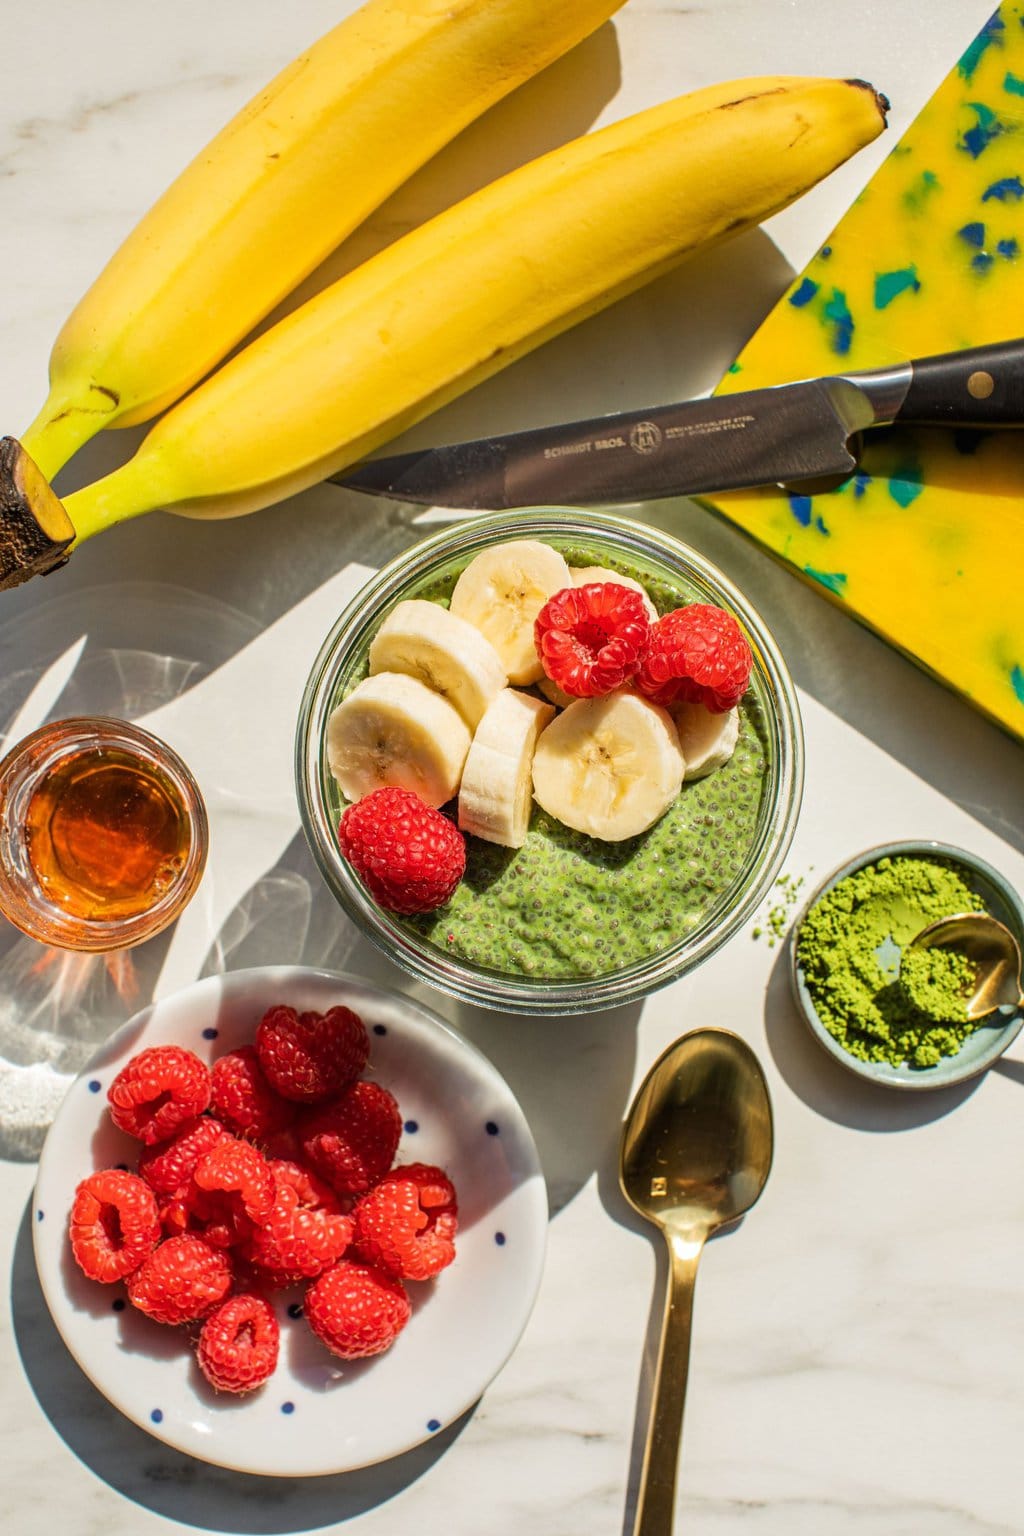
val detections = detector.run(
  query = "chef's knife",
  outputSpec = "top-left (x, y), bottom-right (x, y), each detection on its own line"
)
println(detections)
top-left (332, 339), bottom-right (1024, 508)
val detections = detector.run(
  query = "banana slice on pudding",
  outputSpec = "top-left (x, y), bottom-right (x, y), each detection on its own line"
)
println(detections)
top-left (458, 688), bottom-right (554, 848)
top-left (672, 700), bottom-right (740, 780)
top-left (369, 598), bottom-right (506, 729)
top-left (327, 672), bottom-right (470, 808)
top-left (569, 566), bottom-right (658, 621)
top-left (449, 539), bottom-right (572, 685)
top-left (532, 692), bottom-right (684, 841)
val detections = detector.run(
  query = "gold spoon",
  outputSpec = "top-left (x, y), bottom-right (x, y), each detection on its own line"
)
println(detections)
top-left (908, 912), bottom-right (1024, 1019)
top-left (619, 1028), bottom-right (773, 1536)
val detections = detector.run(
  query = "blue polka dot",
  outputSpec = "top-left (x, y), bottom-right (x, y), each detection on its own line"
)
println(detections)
top-left (404, 1119), bottom-right (418, 1134)
top-left (281, 1401), bottom-right (295, 1415)
top-left (36, 1209), bottom-right (43, 1222)
top-left (427, 1419), bottom-right (441, 1433)
top-left (112, 1298), bottom-right (125, 1312)
top-left (495, 1232), bottom-right (506, 1246)
top-left (151, 1409), bottom-right (163, 1424)
top-left (373, 1024), bottom-right (387, 1036)
top-left (202, 1027), bottom-right (218, 1040)
top-left (485, 1121), bottom-right (499, 1136)
top-left (287, 1303), bottom-right (303, 1320)
top-left (88, 1080), bottom-right (101, 1094)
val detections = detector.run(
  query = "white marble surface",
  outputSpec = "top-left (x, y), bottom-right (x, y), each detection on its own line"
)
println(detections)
top-left (2, 2), bottom-right (1023, 1533)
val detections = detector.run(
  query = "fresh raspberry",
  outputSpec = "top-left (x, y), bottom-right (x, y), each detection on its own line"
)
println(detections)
top-left (127, 1234), bottom-right (233, 1324)
top-left (337, 787), bottom-right (465, 914)
top-left (534, 583), bottom-right (650, 698)
top-left (210, 1046), bottom-right (296, 1138)
top-left (246, 1160), bottom-right (353, 1285)
top-left (193, 1137), bottom-right (276, 1227)
top-left (634, 603), bottom-right (752, 713)
top-left (107, 1045), bottom-right (212, 1145)
top-left (197, 1293), bottom-right (280, 1394)
top-left (138, 1115), bottom-right (231, 1197)
top-left (69, 1168), bottom-right (162, 1283)
top-left (298, 1080), bottom-right (402, 1195)
top-left (255, 1006), bottom-right (369, 1104)
top-left (352, 1163), bottom-right (458, 1281)
top-left (305, 1259), bottom-right (411, 1359)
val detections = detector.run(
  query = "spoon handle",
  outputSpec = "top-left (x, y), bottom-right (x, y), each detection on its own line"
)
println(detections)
top-left (632, 1230), bottom-right (706, 1536)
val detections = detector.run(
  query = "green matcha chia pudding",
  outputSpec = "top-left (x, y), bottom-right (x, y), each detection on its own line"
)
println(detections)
top-left (296, 509), bottom-right (803, 1015)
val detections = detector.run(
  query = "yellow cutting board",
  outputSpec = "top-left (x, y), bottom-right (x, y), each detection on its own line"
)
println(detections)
top-left (708, 2), bottom-right (1024, 742)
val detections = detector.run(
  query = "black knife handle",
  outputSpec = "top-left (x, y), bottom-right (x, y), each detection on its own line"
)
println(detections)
top-left (894, 339), bottom-right (1024, 426)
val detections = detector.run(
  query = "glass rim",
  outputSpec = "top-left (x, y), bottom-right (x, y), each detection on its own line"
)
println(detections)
top-left (0, 714), bottom-right (209, 951)
top-left (295, 508), bottom-right (804, 1015)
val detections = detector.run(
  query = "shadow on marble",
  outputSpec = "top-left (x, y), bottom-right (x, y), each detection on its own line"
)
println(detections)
top-left (9, 1203), bottom-right (473, 1533)
top-left (762, 939), bottom-right (988, 1129)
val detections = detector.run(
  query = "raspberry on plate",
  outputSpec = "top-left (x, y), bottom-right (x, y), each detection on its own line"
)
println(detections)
top-left (246, 1160), bottom-right (353, 1284)
top-left (534, 582), bottom-right (651, 698)
top-left (69, 1168), bottom-right (162, 1283)
top-left (197, 1293), bottom-right (280, 1394)
top-left (255, 1005), bottom-right (369, 1104)
top-left (298, 1079), bottom-right (402, 1195)
top-left (193, 1137), bottom-right (276, 1226)
top-left (353, 1163), bottom-right (458, 1281)
top-left (210, 1045), bottom-right (297, 1138)
top-left (635, 603), bottom-right (752, 713)
top-left (305, 1258), bottom-right (411, 1359)
top-left (127, 1234), bottom-right (233, 1324)
top-left (337, 787), bottom-right (465, 915)
top-left (107, 1045), bottom-right (212, 1145)
top-left (138, 1115), bottom-right (231, 1198)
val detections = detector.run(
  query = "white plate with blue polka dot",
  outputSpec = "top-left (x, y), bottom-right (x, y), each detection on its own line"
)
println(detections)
top-left (33, 966), bottom-right (548, 1476)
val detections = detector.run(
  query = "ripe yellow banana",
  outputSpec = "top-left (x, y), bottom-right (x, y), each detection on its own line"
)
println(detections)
top-left (0, 75), bottom-right (887, 590)
top-left (18, 0), bottom-right (625, 481)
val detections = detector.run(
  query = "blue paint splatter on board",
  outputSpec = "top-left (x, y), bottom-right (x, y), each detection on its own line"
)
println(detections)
top-left (1004, 70), bottom-right (1024, 95)
top-left (853, 472), bottom-right (872, 498)
top-left (823, 288), bottom-right (854, 354)
top-left (959, 102), bottom-right (1003, 158)
top-left (804, 568), bottom-right (847, 596)
top-left (889, 464), bottom-right (924, 507)
top-left (1011, 664), bottom-right (1024, 705)
top-left (973, 251), bottom-right (996, 272)
top-left (814, 515), bottom-right (829, 535)
top-left (959, 13), bottom-right (1004, 83)
top-left (983, 175), bottom-right (1024, 202)
top-left (789, 277), bottom-right (819, 308)
top-left (788, 493), bottom-right (812, 527)
top-left (997, 237), bottom-right (1019, 259)
top-left (959, 221), bottom-right (987, 247)
top-left (903, 169), bottom-right (940, 213)
top-left (874, 266), bottom-right (921, 308)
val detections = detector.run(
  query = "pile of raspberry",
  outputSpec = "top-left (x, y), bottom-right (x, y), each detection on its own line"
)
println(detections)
top-left (68, 1004), bottom-right (457, 1395)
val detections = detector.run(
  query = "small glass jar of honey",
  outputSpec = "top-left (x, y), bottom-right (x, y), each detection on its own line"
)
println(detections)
top-left (0, 717), bottom-right (208, 951)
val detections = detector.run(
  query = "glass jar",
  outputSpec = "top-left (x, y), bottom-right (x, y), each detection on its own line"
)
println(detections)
top-left (296, 508), bottom-right (803, 1015)
top-left (0, 716), bottom-right (208, 951)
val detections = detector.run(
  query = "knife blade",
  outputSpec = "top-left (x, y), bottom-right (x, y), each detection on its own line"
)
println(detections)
top-left (332, 339), bottom-right (1024, 508)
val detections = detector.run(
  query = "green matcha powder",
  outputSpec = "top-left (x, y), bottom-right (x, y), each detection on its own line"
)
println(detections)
top-left (796, 855), bottom-right (982, 1070)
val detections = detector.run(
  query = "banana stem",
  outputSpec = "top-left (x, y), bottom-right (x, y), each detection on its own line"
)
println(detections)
top-left (20, 392), bottom-right (113, 481)
top-left (62, 454), bottom-right (162, 544)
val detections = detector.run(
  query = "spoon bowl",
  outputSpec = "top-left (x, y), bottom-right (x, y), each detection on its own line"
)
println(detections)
top-left (909, 911), bottom-right (1024, 1019)
top-left (619, 1028), bottom-right (773, 1535)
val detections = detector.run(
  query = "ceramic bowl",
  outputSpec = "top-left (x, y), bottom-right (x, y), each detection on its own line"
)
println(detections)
top-left (789, 840), bottom-right (1024, 1090)
top-left (296, 508), bottom-right (803, 1015)
top-left (33, 967), bottom-right (547, 1476)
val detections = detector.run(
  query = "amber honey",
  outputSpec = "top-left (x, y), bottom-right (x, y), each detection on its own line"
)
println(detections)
top-left (0, 717), bottom-right (208, 951)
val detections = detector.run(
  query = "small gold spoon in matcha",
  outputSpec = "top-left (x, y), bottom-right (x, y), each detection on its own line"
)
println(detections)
top-left (620, 1028), bottom-right (773, 1536)
top-left (909, 912), bottom-right (1024, 1019)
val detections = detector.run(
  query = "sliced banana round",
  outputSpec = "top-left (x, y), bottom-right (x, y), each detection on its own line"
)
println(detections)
top-left (449, 539), bottom-right (572, 685)
top-left (569, 565), bottom-right (658, 621)
top-left (326, 672), bottom-right (471, 808)
top-left (368, 598), bottom-right (507, 729)
top-left (532, 692), bottom-right (684, 841)
top-left (458, 688), bottom-right (555, 848)
top-left (672, 701), bottom-right (740, 780)
top-left (536, 674), bottom-right (575, 710)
